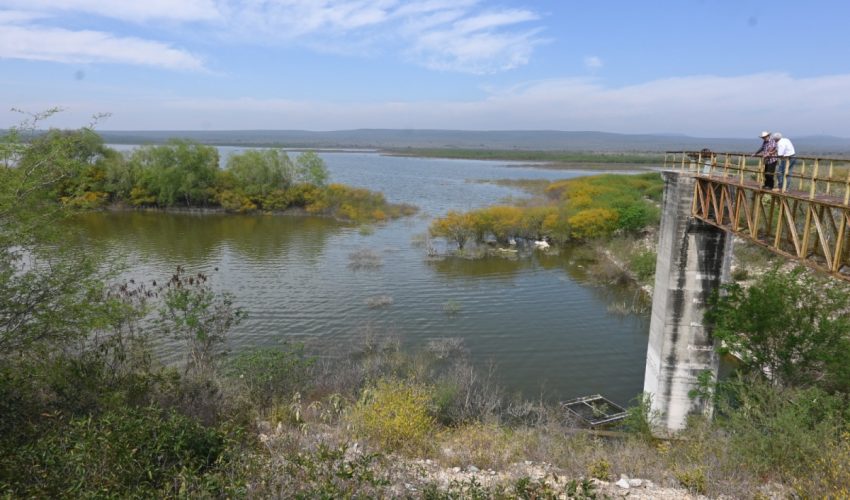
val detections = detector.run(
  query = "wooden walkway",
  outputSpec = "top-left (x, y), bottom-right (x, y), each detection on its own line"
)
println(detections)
top-left (666, 151), bottom-right (850, 282)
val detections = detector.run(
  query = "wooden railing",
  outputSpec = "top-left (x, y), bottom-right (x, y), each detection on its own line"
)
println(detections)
top-left (664, 151), bottom-right (850, 281)
top-left (665, 151), bottom-right (850, 206)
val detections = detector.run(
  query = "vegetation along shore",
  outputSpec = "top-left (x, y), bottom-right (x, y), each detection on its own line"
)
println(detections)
top-left (3, 118), bottom-right (850, 498)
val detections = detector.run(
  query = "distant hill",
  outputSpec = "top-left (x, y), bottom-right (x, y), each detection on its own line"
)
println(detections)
top-left (94, 129), bottom-right (850, 156)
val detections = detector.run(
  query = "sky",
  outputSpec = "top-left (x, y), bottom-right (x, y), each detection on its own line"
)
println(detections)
top-left (2, 0), bottom-right (850, 137)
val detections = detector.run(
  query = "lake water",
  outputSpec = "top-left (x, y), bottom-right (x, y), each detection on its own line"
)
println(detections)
top-left (75, 149), bottom-right (653, 405)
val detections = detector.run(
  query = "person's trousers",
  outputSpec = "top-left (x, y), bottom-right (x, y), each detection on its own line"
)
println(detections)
top-left (763, 162), bottom-right (776, 189)
top-left (777, 156), bottom-right (796, 190)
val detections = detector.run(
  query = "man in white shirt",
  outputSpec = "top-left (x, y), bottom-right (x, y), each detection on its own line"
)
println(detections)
top-left (773, 132), bottom-right (796, 191)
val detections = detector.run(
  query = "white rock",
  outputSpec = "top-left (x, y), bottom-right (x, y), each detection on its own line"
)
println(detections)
top-left (615, 478), bottom-right (631, 489)
top-left (629, 478), bottom-right (643, 488)
top-left (468, 465), bottom-right (480, 472)
top-left (452, 467), bottom-right (461, 473)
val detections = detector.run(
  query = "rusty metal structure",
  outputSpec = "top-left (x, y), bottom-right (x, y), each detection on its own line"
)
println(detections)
top-left (665, 151), bottom-right (850, 281)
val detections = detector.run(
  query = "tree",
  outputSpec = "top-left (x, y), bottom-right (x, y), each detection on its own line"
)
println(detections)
top-left (295, 151), bottom-right (329, 186)
top-left (706, 267), bottom-right (850, 391)
top-left (128, 140), bottom-right (219, 207)
top-left (430, 211), bottom-right (474, 250)
top-left (0, 110), bottom-right (112, 355)
top-left (225, 148), bottom-right (295, 197)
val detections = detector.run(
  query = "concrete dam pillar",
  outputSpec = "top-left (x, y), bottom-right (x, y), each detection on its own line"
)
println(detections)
top-left (643, 170), bottom-right (732, 434)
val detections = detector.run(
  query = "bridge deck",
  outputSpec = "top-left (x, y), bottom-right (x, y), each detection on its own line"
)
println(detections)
top-left (666, 152), bottom-right (850, 281)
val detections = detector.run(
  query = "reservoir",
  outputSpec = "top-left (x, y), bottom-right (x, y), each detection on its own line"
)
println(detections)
top-left (73, 149), bottom-right (652, 405)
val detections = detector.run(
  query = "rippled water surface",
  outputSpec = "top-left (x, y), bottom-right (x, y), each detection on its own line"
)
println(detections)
top-left (75, 150), bottom-right (651, 405)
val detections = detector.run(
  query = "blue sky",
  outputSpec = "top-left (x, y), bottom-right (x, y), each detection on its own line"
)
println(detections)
top-left (2, 0), bottom-right (849, 137)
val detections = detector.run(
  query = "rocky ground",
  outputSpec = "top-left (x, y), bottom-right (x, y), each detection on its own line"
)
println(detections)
top-left (401, 458), bottom-right (707, 499)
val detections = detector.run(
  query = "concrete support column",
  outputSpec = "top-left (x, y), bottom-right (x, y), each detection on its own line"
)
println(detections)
top-left (643, 171), bottom-right (732, 434)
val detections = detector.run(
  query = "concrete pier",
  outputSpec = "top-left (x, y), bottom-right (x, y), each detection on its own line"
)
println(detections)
top-left (643, 171), bottom-right (732, 434)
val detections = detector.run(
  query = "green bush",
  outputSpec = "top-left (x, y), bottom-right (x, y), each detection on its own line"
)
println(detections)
top-left (718, 376), bottom-right (849, 480)
top-left (707, 267), bottom-right (850, 391)
top-left (225, 345), bottom-right (315, 409)
top-left (2, 406), bottom-right (226, 498)
top-left (629, 250), bottom-right (657, 282)
top-left (273, 443), bottom-right (390, 498)
top-left (675, 466), bottom-right (707, 495)
top-left (616, 203), bottom-right (659, 233)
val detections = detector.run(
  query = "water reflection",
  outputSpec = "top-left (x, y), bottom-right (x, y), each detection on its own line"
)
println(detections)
top-left (72, 211), bottom-right (339, 264)
top-left (429, 253), bottom-right (527, 280)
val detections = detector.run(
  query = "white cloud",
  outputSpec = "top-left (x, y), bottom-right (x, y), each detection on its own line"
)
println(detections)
top-left (215, 0), bottom-right (545, 73)
top-left (0, 0), bottom-right (546, 73)
top-left (0, 24), bottom-right (205, 70)
top-left (405, 8), bottom-right (543, 74)
top-left (584, 56), bottom-right (603, 70)
top-left (0, 0), bottom-right (221, 22)
top-left (29, 72), bottom-right (847, 137)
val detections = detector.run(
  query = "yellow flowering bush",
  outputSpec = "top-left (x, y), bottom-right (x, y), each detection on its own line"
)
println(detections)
top-left (349, 378), bottom-right (435, 454)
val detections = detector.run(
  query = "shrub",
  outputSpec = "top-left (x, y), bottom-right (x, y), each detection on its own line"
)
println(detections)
top-left (621, 393), bottom-right (657, 441)
top-left (629, 250), bottom-right (656, 282)
top-left (274, 443), bottom-right (390, 498)
top-left (129, 185), bottom-right (157, 206)
top-left (224, 345), bottom-right (315, 409)
top-left (217, 189), bottom-right (257, 213)
top-left (730, 267), bottom-right (749, 281)
top-left (3, 406), bottom-right (226, 498)
top-left (518, 206), bottom-right (556, 240)
top-left (568, 208), bottom-right (619, 239)
top-left (587, 458), bottom-right (612, 480)
top-left (285, 183), bottom-right (323, 208)
top-left (616, 202), bottom-right (659, 233)
top-left (430, 211), bottom-right (475, 250)
top-left (796, 431), bottom-right (850, 497)
top-left (423, 477), bottom-right (491, 500)
top-left (61, 190), bottom-right (109, 209)
top-left (157, 268), bottom-right (246, 375)
top-left (541, 209), bottom-right (571, 244)
top-left (349, 378), bottom-right (435, 453)
top-left (706, 267), bottom-right (850, 391)
top-left (718, 376), bottom-right (848, 480)
top-left (475, 206), bottom-right (522, 244)
top-left (675, 466), bottom-right (707, 495)
top-left (260, 188), bottom-right (291, 210)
